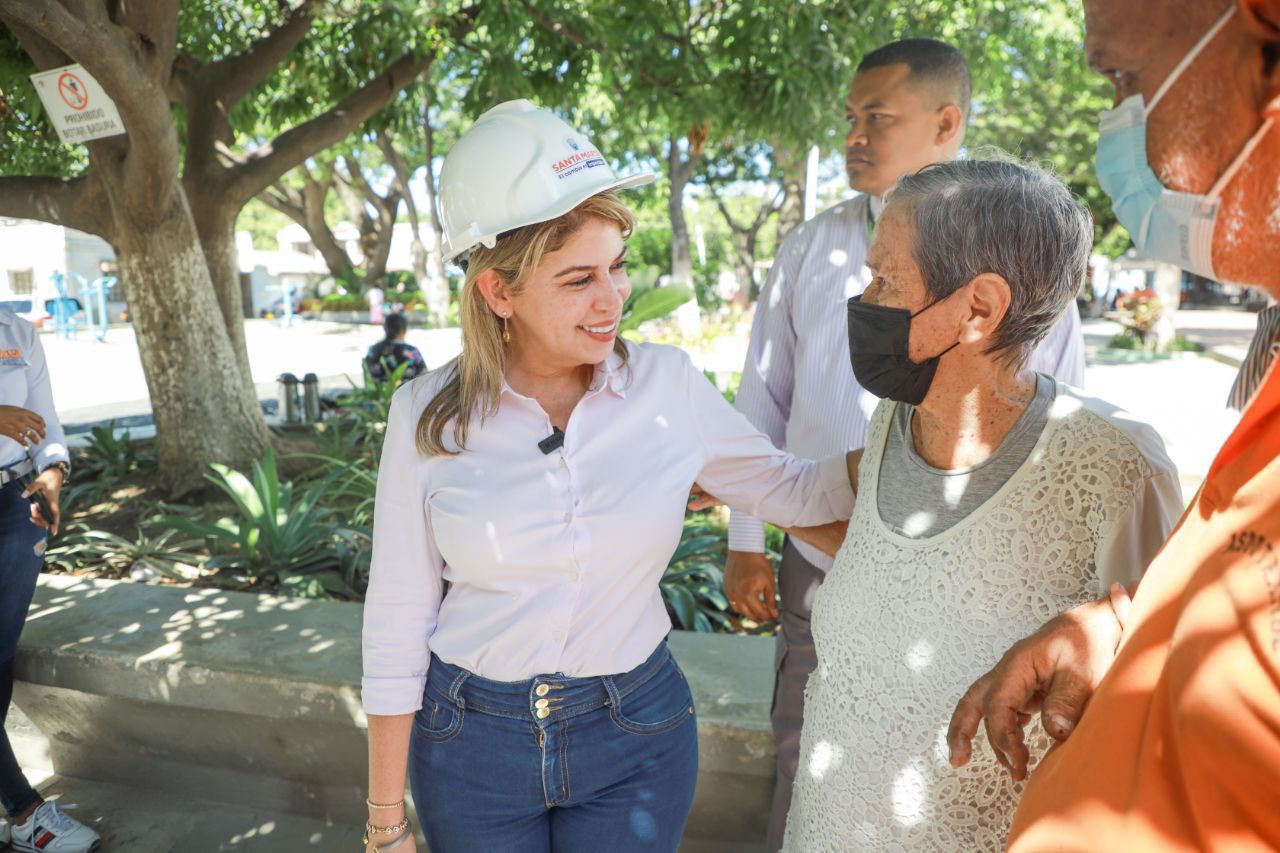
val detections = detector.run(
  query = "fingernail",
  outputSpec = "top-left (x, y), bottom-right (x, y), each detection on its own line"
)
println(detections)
top-left (1048, 714), bottom-right (1074, 735)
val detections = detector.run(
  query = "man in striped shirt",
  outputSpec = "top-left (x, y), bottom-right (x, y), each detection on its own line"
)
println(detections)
top-left (725, 38), bottom-right (1087, 850)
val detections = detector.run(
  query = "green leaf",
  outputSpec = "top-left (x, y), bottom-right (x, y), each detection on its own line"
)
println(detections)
top-left (619, 285), bottom-right (694, 332)
top-left (208, 464), bottom-right (265, 521)
top-left (663, 583), bottom-right (699, 629)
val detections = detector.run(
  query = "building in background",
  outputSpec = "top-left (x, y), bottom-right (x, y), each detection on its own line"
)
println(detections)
top-left (0, 219), bottom-right (122, 325)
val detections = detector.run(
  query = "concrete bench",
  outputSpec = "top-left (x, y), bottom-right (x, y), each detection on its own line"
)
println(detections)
top-left (12, 575), bottom-right (775, 851)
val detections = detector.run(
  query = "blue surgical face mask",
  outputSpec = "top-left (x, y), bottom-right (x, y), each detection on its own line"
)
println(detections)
top-left (1095, 7), bottom-right (1273, 279)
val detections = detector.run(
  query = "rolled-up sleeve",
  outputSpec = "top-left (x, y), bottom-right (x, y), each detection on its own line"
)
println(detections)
top-left (21, 326), bottom-right (69, 471)
top-left (361, 383), bottom-right (444, 715)
top-left (727, 234), bottom-right (802, 554)
top-left (687, 353), bottom-right (853, 529)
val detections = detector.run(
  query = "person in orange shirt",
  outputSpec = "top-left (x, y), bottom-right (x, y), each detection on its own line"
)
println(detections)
top-left (946, 0), bottom-right (1280, 849)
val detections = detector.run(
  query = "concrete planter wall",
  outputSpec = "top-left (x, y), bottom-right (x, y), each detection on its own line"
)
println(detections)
top-left (13, 576), bottom-right (774, 851)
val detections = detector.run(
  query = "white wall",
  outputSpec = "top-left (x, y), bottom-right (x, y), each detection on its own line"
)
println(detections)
top-left (0, 220), bottom-right (121, 319)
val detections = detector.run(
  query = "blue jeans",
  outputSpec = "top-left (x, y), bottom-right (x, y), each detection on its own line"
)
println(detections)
top-left (410, 641), bottom-right (699, 852)
top-left (0, 480), bottom-right (46, 817)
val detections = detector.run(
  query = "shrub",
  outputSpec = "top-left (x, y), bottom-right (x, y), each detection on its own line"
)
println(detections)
top-left (161, 449), bottom-right (370, 599)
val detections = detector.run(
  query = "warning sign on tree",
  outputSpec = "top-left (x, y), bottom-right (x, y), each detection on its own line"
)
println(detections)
top-left (29, 63), bottom-right (126, 144)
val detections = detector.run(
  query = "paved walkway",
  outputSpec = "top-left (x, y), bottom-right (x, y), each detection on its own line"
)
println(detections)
top-left (43, 319), bottom-right (461, 429)
top-left (43, 312), bottom-right (1247, 484)
top-left (1173, 307), bottom-right (1262, 367)
top-left (1081, 316), bottom-right (1240, 493)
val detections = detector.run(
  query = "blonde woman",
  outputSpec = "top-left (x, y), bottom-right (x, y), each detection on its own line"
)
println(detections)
top-left (360, 100), bottom-right (854, 853)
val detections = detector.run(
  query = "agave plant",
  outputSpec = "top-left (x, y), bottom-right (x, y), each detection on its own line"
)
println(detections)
top-left (160, 448), bottom-right (370, 599)
top-left (76, 421), bottom-right (152, 481)
top-left (45, 525), bottom-right (204, 581)
top-left (660, 520), bottom-right (735, 633)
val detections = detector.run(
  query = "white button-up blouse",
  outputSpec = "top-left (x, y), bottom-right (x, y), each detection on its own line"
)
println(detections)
top-left (0, 312), bottom-right (70, 472)
top-left (361, 342), bottom-right (854, 715)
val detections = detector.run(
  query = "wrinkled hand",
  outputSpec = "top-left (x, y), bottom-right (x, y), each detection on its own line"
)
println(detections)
top-left (0, 405), bottom-right (45, 446)
top-left (687, 483), bottom-right (722, 512)
top-left (946, 584), bottom-right (1132, 781)
top-left (783, 520), bottom-right (849, 557)
top-left (724, 549), bottom-right (778, 623)
top-left (23, 466), bottom-right (63, 534)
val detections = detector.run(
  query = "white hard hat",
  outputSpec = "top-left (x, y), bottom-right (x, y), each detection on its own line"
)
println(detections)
top-left (438, 99), bottom-right (656, 263)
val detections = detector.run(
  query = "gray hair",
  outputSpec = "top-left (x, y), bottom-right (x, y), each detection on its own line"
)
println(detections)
top-left (886, 157), bottom-right (1092, 366)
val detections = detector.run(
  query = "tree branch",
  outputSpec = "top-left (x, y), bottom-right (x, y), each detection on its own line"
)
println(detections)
top-left (0, 175), bottom-right (113, 242)
top-left (2, 1), bottom-right (182, 218)
top-left (708, 184), bottom-right (749, 235)
top-left (378, 131), bottom-right (423, 235)
top-left (422, 95), bottom-right (445, 237)
top-left (226, 50), bottom-right (433, 204)
top-left (331, 163), bottom-right (370, 229)
top-left (206, 0), bottom-right (319, 109)
top-left (259, 182), bottom-right (304, 220)
top-left (259, 172), bottom-right (355, 280)
top-left (341, 155), bottom-right (390, 215)
top-left (519, 0), bottom-right (603, 50)
top-left (108, 0), bottom-right (181, 82)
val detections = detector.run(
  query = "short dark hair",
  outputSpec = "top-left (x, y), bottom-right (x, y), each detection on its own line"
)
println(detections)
top-left (383, 312), bottom-right (408, 339)
top-left (857, 38), bottom-right (971, 117)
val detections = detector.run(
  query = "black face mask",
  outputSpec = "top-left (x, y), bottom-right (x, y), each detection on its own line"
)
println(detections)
top-left (846, 293), bottom-right (960, 406)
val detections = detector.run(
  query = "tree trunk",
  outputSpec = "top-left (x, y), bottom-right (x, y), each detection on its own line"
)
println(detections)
top-left (773, 144), bottom-right (807, 244)
top-left (419, 111), bottom-right (450, 324)
top-left (193, 208), bottom-right (255, 386)
top-left (731, 230), bottom-right (756, 308)
top-left (667, 138), bottom-right (695, 288)
top-left (116, 202), bottom-right (271, 494)
top-left (360, 191), bottom-right (400, 287)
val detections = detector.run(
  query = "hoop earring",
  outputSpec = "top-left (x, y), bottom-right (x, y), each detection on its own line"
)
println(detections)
top-left (501, 314), bottom-right (511, 343)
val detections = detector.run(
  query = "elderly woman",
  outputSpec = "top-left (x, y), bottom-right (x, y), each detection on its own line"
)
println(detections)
top-left (782, 159), bottom-right (1184, 852)
top-left (361, 100), bottom-right (855, 853)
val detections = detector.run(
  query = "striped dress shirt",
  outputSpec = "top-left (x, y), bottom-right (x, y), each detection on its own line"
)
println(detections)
top-left (728, 194), bottom-right (1087, 570)
top-left (1227, 302), bottom-right (1280, 411)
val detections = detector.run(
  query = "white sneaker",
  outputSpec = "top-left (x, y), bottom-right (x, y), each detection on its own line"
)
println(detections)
top-left (10, 802), bottom-right (100, 853)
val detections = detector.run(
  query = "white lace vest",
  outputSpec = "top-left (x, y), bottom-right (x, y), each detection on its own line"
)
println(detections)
top-left (783, 389), bottom-right (1158, 852)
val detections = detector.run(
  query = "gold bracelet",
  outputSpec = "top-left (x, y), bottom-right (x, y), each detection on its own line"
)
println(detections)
top-left (364, 825), bottom-right (412, 852)
top-left (365, 817), bottom-right (410, 837)
top-left (366, 797), bottom-right (405, 810)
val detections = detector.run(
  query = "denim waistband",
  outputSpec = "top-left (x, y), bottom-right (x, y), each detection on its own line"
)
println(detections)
top-left (427, 641), bottom-right (672, 725)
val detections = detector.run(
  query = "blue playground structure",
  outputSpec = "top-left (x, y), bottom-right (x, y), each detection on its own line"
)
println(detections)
top-left (83, 275), bottom-right (118, 342)
top-left (48, 270), bottom-right (83, 340)
top-left (265, 279), bottom-right (299, 327)
top-left (45, 271), bottom-right (118, 341)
